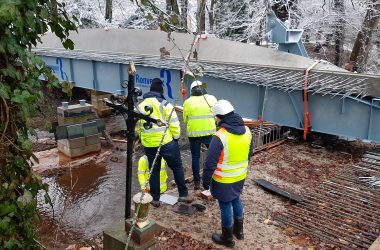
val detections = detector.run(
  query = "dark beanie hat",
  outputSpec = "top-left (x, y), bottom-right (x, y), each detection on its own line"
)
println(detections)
top-left (150, 78), bottom-right (164, 94)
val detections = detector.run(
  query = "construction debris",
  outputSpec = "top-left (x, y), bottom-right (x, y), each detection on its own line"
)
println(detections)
top-left (254, 179), bottom-right (303, 203)
top-left (200, 190), bottom-right (213, 201)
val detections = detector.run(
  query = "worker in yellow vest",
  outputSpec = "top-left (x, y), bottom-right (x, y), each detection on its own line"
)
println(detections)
top-left (183, 80), bottom-right (217, 190)
top-left (137, 78), bottom-right (192, 208)
top-left (138, 155), bottom-right (168, 194)
top-left (203, 100), bottom-right (253, 248)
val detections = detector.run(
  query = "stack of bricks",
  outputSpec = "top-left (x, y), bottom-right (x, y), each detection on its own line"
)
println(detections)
top-left (91, 90), bottom-right (113, 117)
top-left (57, 100), bottom-right (102, 158)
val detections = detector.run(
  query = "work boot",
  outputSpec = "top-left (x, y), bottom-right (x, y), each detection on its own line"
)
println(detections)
top-left (194, 180), bottom-right (201, 190)
top-left (151, 200), bottom-right (161, 208)
top-left (178, 194), bottom-right (193, 203)
top-left (233, 217), bottom-right (244, 240)
top-left (212, 227), bottom-right (235, 248)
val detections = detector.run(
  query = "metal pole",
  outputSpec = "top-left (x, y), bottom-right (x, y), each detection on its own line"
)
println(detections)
top-left (125, 64), bottom-right (136, 219)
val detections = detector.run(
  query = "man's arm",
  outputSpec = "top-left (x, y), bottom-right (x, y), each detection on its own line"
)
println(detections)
top-left (203, 135), bottom-right (223, 190)
top-left (165, 103), bottom-right (181, 140)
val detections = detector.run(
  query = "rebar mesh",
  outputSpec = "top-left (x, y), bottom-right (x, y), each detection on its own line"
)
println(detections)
top-left (33, 48), bottom-right (370, 97)
top-left (275, 150), bottom-right (380, 249)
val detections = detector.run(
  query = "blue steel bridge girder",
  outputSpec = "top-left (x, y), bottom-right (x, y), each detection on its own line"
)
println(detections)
top-left (41, 55), bottom-right (380, 143)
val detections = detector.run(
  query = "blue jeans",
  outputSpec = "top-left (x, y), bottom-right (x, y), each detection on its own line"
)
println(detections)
top-left (144, 140), bottom-right (188, 201)
top-left (218, 197), bottom-right (244, 228)
top-left (189, 136), bottom-right (212, 182)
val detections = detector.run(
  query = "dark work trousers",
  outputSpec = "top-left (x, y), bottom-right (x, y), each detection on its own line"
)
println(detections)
top-left (188, 135), bottom-right (212, 183)
top-left (144, 140), bottom-right (188, 201)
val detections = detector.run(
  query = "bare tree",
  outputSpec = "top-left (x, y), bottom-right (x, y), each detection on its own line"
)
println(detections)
top-left (180, 0), bottom-right (188, 30)
top-left (166, 0), bottom-right (180, 15)
top-left (350, 0), bottom-right (380, 72)
top-left (208, 0), bottom-right (216, 31)
top-left (197, 0), bottom-right (206, 33)
top-left (105, 0), bottom-right (112, 22)
top-left (334, 0), bottom-right (345, 66)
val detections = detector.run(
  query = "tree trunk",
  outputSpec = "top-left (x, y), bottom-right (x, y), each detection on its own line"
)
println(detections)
top-left (208, 0), bottom-right (216, 32)
top-left (179, 0), bottom-right (188, 31)
top-left (349, 0), bottom-right (380, 72)
top-left (166, 0), bottom-right (180, 15)
top-left (105, 0), bottom-right (112, 22)
top-left (334, 0), bottom-right (345, 66)
top-left (197, 0), bottom-right (206, 33)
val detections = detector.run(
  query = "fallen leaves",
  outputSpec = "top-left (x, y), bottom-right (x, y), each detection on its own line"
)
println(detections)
top-left (156, 228), bottom-right (214, 250)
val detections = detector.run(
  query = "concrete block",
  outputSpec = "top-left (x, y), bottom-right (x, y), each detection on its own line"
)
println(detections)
top-left (66, 124), bottom-right (84, 139)
top-left (55, 119), bottom-right (106, 140)
top-left (58, 137), bottom-right (86, 149)
top-left (85, 134), bottom-right (101, 146)
top-left (56, 126), bottom-right (68, 140)
top-left (57, 103), bottom-right (94, 118)
top-left (58, 112), bottom-right (97, 126)
top-left (103, 220), bottom-right (157, 250)
top-left (58, 142), bottom-right (101, 158)
top-left (83, 121), bottom-right (99, 137)
top-left (124, 219), bottom-right (158, 245)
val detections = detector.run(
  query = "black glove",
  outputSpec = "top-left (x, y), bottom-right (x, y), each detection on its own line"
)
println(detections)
top-left (203, 182), bottom-right (210, 190)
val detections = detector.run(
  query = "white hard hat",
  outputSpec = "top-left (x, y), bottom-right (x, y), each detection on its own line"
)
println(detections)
top-left (190, 80), bottom-right (202, 90)
top-left (213, 100), bottom-right (234, 116)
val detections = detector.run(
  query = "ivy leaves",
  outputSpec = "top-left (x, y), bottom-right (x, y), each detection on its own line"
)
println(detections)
top-left (0, 0), bottom-right (77, 248)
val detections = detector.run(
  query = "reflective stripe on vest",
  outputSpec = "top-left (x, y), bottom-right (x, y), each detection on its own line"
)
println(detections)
top-left (141, 126), bottom-right (166, 133)
top-left (187, 114), bottom-right (214, 120)
top-left (187, 129), bottom-right (216, 136)
top-left (212, 127), bottom-right (252, 184)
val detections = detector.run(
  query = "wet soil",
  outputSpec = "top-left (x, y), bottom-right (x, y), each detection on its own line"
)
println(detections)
top-left (148, 139), bottom-right (375, 250)
top-left (33, 112), bottom-right (194, 249)
top-left (33, 135), bottom-right (373, 249)
top-left (31, 89), bottom-right (376, 249)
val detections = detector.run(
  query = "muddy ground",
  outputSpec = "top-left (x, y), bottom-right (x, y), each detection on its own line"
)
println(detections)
top-left (31, 88), bottom-right (377, 249)
top-left (32, 129), bottom-right (374, 249)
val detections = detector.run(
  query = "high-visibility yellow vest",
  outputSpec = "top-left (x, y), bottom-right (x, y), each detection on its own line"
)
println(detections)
top-left (137, 97), bottom-right (180, 147)
top-left (138, 155), bottom-right (168, 193)
top-left (212, 126), bottom-right (252, 184)
top-left (183, 94), bottom-right (218, 137)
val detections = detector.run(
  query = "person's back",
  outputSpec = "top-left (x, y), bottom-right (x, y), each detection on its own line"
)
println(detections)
top-left (138, 155), bottom-right (168, 194)
top-left (183, 93), bottom-right (217, 137)
top-left (183, 81), bottom-right (217, 190)
top-left (136, 78), bottom-right (192, 207)
top-left (137, 89), bottom-right (180, 147)
top-left (203, 100), bottom-right (253, 248)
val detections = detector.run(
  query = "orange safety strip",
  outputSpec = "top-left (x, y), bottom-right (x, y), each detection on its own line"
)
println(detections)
top-left (212, 173), bottom-right (223, 179)
top-left (218, 150), bottom-right (224, 164)
top-left (216, 128), bottom-right (226, 164)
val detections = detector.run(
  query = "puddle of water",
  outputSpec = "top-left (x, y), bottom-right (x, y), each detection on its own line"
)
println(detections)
top-left (36, 145), bottom-right (192, 248)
